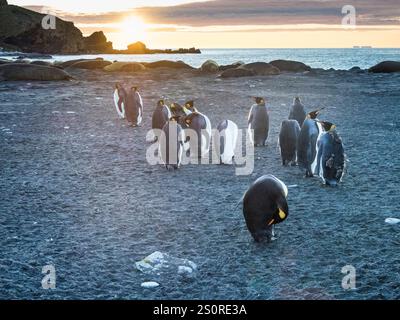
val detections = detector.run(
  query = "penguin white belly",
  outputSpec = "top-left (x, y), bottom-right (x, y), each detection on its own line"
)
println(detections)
top-left (311, 122), bottom-right (323, 174)
top-left (220, 120), bottom-right (238, 164)
top-left (113, 89), bottom-right (125, 119)
top-left (201, 113), bottom-right (212, 156)
top-left (137, 108), bottom-right (143, 125)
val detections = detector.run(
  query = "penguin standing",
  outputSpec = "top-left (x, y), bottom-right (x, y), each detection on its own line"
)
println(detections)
top-left (183, 101), bottom-right (212, 158)
top-left (243, 175), bottom-right (289, 242)
top-left (113, 83), bottom-right (127, 119)
top-left (248, 97), bottom-right (269, 147)
top-left (125, 86), bottom-right (143, 126)
top-left (279, 119), bottom-right (301, 166)
top-left (289, 97), bottom-right (306, 127)
top-left (315, 121), bottom-right (346, 186)
top-left (170, 102), bottom-right (191, 128)
top-left (151, 99), bottom-right (171, 141)
top-left (297, 108), bottom-right (324, 177)
top-left (159, 117), bottom-right (185, 170)
top-left (215, 120), bottom-right (239, 165)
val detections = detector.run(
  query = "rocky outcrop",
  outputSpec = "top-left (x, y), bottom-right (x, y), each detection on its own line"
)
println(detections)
top-left (270, 60), bottom-right (311, 72)
top-left (127, 41), bottom-right (147, 54)
top-left (239, 62), bottom-right (280, 76)
top-left (219, 61), bottom-right (244, 71)
top-left (123, 42), bottom-right (201, 55)
top-left (368, 61), bottom-right (400, 73)
top-left (84, 31), bottom-right (113, 53)
top-left (0, 5), bottom-right (86, 53)
top-left (1, 0), bottom-right (8, 6)
top-left (0, 63), bottom-right (72, 81)
top-left (201, 60), bottom-right (219, 72)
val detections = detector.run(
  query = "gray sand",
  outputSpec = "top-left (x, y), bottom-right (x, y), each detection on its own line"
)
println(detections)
top-left (0, 68), bottom-right (399, 299)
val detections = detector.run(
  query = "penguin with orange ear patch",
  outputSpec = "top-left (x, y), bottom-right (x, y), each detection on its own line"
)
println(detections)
top-left (242, 175), bottom-right (289, 242)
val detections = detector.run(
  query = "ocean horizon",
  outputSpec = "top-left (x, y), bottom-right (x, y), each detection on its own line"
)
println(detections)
top-left (2, 48), bottom-right (400, 70)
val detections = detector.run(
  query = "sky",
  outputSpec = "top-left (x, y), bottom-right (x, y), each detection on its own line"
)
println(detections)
top-left (10, 0), bottom-right (400, 49)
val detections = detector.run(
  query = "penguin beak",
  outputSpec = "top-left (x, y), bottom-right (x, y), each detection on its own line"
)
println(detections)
top-left (331, 125), bottom-right (336, 131)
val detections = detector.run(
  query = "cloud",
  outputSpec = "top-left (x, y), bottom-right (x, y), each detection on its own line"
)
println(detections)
top-left (24, 0), bottom-right (400, 28)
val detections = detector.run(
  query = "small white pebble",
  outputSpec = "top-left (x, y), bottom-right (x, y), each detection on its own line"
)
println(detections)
top-left (385, 218), bottom-right (400, 225)
top-left (64, 126), bottom-right (70, 130)
top-left (178, 266), bottom-right (193, 274)
top-left (141, 281), bottom-right (160, 289)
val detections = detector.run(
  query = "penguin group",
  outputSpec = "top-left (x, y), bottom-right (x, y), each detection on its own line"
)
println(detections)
top-left (112, 85), bottom-right (346, 243)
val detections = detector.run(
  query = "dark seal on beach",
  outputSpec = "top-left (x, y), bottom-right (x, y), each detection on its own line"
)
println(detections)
top-left (0, 63), bottom-right (72, 81)
top-left (368, 61), bottom-right (400, 73)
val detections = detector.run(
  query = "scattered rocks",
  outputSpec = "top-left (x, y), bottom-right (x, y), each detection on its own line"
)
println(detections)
top-left (219, 61), bottom-right (244, 71)
top-left (135, 251), bottom-right (197, 276)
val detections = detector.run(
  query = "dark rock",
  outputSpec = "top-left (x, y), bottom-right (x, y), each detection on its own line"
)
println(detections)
top-left (219, 68), bottom-right (255, 78)
top-left (84, 31), bottom-right (113, 53)
top-left (0, 63), bottom-right (72, 81)
top-left (69, 60), bottom-right (112, 69)
top-left (270, 59), bottom-right (311, 72)
top-left (368, 61), bottom-right (400, 73)
top-left (349, 66), bottom-right (361, 72)
top-left (239, 62), bottom-right (280, 75)
top-left (145, 60), bottom-right (194, 69)
top-left (0, 0), bottom-right (7, 6)
top-left (30, 60), bottom-right (53, 66)
top-left (127, 41), bottom-right (147, 54)
top-left (201, 60), bottom-right (219, 72)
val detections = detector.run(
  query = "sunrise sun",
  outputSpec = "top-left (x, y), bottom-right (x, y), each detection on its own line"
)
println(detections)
top-left (120, 16), bottom-right (147, 42)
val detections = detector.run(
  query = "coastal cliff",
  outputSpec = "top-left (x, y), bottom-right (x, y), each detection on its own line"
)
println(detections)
top-left (0, 1), bottom-right (200, 55)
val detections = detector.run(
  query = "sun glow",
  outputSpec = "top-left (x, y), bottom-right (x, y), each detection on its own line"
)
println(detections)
top-left (120, 16), bottom-right (148, 43)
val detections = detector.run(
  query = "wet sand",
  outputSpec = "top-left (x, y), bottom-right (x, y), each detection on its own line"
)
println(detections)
top-left (0, 68), bottom-right (400, 299)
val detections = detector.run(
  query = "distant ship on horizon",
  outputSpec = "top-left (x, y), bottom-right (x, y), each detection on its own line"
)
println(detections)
top-left (353, 46), bottom-right (373, 49)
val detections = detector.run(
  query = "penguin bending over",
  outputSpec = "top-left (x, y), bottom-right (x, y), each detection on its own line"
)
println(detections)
top-left (151, 99), bottom-right (171, 141)
top-left (279, 119), bottom-right (301, 166)
top-left (125, 86), bottom-right (143, 126)
top-left (289, 97), bottom-right (306, 127)
top-left (297, 108), bottom-right (324, 177)
top-left (243, 175), bottom-right (289, 242)
top-left (215, 120), bottom-right (239, 164)
top-left (159, 117), bottom-right (185, 170)
top-left (113, 83), bottom-right (127, 119)
top-left (315, 121), bottom-right (346, 186)
top-left (182, 100), bottom-right (212, 158)
top-left (248, 97), bottom-right (270, 147)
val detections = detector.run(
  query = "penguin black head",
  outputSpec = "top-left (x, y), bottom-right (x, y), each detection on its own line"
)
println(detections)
top-left (131, 86), bottom-right (138, 91)
top-left (169, 116), bottom-right (181, 122)
top-left (157, 99), bottom-right (165, 107)
top-left (115, 83), bottom-right (121, 89)
top-left (254, 97), bottom-right (265, 105)
top-left (185, 100), bottom-right (197, 112)
top-left (318, 121), bottom-right (336, 132)
top-left (294, 96), bottom-right (301, 103)
top-left (308, 107), bottom-right (325, 119)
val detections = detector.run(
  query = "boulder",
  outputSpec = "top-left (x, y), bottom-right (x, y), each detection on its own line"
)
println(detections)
top-left (270, 59), bottom-right (311, 72)
top-left (127, 41), bottom-right (147, 54)
top-left (368, 61), bottom-right (400, 73)
top-left (219, 68), bottom-right (255, 78)
top-left (0, 58), bottom-right (10, 65)
top-left (0, 63), bottom-right (72, 81)
top-left (239, 62), bottom-right (280, 75)
top-left (104, 62), bottom-right (145, 72)
top-left (84, 31), bottom-right (113, 53)
top-left (201, 59), bottom-right (219, 72)
top-left (349, 66), bottom-right (362, 72)
top-left (69, 60), bottom-right (112, 69)
top-left (1, 0), bottom-right (8, 6)
top-left (56, 58), bottom-right (102, 69)
top-left (145, 60), bottom-right (194, 69)
top-left (30, 60), bottom-right (53, 67)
